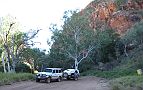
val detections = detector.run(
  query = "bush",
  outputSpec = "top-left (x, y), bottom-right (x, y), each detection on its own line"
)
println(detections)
top-left (15, 63), bottom-right (31, 73)
top-left (115, 0), bottom-right (128, 9)
top-left (0, 72), bottom-right (34, 86)
top-left (81, 68), bottom-right (136, 79)
top-left (79, 60), bottom-right (94, 72)
top-left (110, 76), bottom-right (143, 90)
top-left (0, 65), bottom-right (3, 72)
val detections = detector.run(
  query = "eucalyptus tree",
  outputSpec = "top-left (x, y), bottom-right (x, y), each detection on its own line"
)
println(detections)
top-left (0, 15), bottom-right (17, 72)
top-left (0, 15), bottom-right (40, 72)
top-left (50, 10), bottom-right (96, 70)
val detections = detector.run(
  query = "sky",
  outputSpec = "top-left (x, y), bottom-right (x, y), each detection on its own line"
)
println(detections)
top-left (0, 0), bottom-right (92, 52)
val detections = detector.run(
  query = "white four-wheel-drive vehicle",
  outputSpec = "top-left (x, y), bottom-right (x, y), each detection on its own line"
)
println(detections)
top-left (36, 68), bottom-right (63, 83)
top-left (63, 69), bottom-right (80, 80)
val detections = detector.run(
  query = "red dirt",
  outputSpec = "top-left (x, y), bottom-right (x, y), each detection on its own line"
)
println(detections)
top-left (0, 76), bottom-right (111, 90)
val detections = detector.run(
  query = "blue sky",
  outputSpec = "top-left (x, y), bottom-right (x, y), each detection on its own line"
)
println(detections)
top-left (0, 0), bottom-right (92, 52)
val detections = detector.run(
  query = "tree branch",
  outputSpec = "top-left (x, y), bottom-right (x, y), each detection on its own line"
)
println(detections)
top-left (5, 23), bottom-right (15, 43)
top-left (77, 46), bottom-right (95, 64)
top-left (67, 51), bottom-right (76, 60)
top-left (23, 29), bottom-right (42, 42)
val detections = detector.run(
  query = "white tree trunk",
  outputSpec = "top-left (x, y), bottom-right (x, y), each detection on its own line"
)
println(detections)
top-left (10, 53), bottom-right (16, 72)
top-left (75, 59), bottom-right (78, 70)
top-left (11, 35), bottom-right (16, 72)
top-left (124, 44), bottom-right (128, 57)
top-left (1, 53), bottom-right (7, 73)
top-left (7, 59), bottom-right (11, 72)
top-left (5, 52), bottom-right (11, 72)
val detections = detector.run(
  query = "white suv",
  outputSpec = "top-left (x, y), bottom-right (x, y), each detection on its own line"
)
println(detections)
top-left (36, 68), bottom-right (63, 83)
top-left (63, 69), bottom-right (80, 80)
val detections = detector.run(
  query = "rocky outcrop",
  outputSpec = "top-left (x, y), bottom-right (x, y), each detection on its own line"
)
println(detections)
top-left (85, 0), bottom-right (143, 35)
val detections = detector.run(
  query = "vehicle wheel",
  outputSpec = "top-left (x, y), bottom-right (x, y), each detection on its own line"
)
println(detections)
top-left (63, 73), bottom-right (68, 78)
top-left (67, 76), bottom-right (70, 80)
top-left (46, 77), bottom-right (51, 83)
top-left (36, 78), bottom-right (40, 82)
top-left (74, 76), bottom-right (78, 81)
top-left (57, 77), bottom-right (62, 82)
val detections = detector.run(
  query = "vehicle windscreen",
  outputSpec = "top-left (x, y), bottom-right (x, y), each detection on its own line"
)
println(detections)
top-left (44, 69), bottom-right (52, 73)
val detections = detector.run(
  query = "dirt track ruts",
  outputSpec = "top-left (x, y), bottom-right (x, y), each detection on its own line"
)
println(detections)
top-left (0, 76), bottom-right (111, 90)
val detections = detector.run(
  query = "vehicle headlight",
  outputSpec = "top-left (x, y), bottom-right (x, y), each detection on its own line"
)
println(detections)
top-left (36, 74), bottom-right (40, 76)
top-left (63, 72), bottom-right (68, 76)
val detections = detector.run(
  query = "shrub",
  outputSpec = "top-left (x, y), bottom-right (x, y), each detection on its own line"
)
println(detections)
top-left (112, 85), bottom-right (120, 90)
top-left (81, 68), bottom-right (136, 79)
top-left (15, 63), bottom-right (31, 73)
top-left (110, 76), bottom-right (143, 90)
top-left (0, 72), bottom-right (34, 86)
top-left (0, 65), bottom-right (3, 72)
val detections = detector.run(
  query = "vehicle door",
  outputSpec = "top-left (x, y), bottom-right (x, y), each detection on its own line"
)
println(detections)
top-left (51, 69), bottom-right (58, 79)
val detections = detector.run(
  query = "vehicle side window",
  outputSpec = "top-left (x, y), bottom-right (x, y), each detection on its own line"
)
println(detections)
top-left (56, 70), bottom-right (59, 73)
top-left (53, 70), bottom-right (56, 73)
top-left (59, 70), bottom-right (61, 73)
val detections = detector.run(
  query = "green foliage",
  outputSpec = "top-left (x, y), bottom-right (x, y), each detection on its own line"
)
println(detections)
top-left (81, 68), bottom-right (136, 79)
top-left (47, 46), bottom-right (73, 69)
top-left (111, 76), bottom-right (143, 90)
top-left (95, 29), bottom-right (119, 63)
top-left (81, 44), bottom-right (143, 78)
top-left (13, 31), bottom-right (25, 47)
top-left (0, 73), bottom-right (34, 86)
top-left (81, 44), bottom-right (143, 89)
top-left (20, 48), bottom-right (47, 71)
top-left (49, 9), bottom-right (119, 70)
top-left (0, 65), bottom-right (3, 72)
top-left (0, 48), bottom-right (2, 57)
top-left (15, 63), bottom-right (31, 73)
top-left (79, 60), bottom-right (95, 72)
top-left (121, 21), bottom-right (143, 46)
top-left (61, 11), bottom-right (95, 53)
top-left (115, 46), bottom-right (143, 71)
top-left (0, 15), bottom-right (41, 72)
top-left (49, 10), bottom-right (96, 69)
top-left (114, 0), bottom-right (128, 10)
top-left (0, 15), bottom-right (30, 72)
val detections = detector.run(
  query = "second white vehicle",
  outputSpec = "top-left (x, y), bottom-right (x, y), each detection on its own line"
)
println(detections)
top-left (63, 69), bottom-right (80, 80)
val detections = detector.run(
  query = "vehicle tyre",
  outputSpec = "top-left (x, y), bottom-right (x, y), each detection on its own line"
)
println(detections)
top-left (46, 77), bottom-right (51, 83)
top-left (74, 73), bottom-right (78, 81)
top-left (67, 76), bottom-right (70, 80)
top-left (36, 78), bottom-right (40, 82)
top-left (57, 77), bottom-right (62, 82)
top-left (74, 76), bottom-right (78, 81)
top-left (63, 73), bottom-right (68, 77)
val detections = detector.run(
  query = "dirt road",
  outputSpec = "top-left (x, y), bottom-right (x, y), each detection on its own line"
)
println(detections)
top-left (0, 76), bottom-right (111, 90)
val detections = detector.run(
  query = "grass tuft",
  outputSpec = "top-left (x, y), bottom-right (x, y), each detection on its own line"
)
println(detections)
top-left (110, 76), bottom-right (143, 90)
top-left (0, 72), bottom-right (34, 86)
